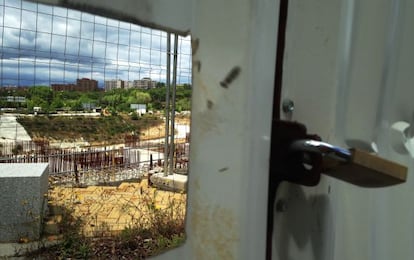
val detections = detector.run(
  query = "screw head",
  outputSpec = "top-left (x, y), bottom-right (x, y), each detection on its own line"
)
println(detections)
top-left (282, 99), bottom-right (294, 113)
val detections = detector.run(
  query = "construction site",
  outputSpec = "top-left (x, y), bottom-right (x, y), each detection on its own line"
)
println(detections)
top-left (0, 107), bottom-right (190, 258)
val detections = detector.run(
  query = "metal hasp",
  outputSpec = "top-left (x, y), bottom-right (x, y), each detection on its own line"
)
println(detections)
top-left (269, 121), bottom-right (324, 187)
top-left (266, 120), bottom-right (323, 259)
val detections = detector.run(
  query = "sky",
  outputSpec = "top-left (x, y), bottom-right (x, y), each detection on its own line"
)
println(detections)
top-left (0, 0), bottom-right (192, 87)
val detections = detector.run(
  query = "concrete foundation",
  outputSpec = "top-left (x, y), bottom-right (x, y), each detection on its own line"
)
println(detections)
top-left (0, 163), bottom-right (49, 242)
top-left (150, 173), bottom-right (187, 192)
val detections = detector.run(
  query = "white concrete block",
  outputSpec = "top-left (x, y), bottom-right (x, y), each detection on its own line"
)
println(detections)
top-left (0, 163), bottom-right (49, 242)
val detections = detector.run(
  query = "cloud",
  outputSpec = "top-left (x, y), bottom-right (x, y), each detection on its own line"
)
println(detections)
top-left (1, 0), bottom-right (192, 87)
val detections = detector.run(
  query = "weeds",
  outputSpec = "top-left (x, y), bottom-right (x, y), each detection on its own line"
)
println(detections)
top-left (26, 179), bottom-right (186, 259)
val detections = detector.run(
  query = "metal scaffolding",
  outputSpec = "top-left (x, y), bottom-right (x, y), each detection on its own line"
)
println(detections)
top-left (164, 33), bottom-right (179, 176)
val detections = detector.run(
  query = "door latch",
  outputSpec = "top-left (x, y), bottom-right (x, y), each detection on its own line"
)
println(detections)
top-left (269, 120), bottom-right (407, 187)
top-left (266, 120), bottom-right (407, 259)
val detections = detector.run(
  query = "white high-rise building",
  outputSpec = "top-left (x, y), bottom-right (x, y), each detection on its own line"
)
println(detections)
top-left (129, 78), bottom-right (157, 89)
top-left (104, 79), bottom-right (125, 91)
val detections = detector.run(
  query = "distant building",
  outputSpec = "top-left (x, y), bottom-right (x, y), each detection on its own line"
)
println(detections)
top-left (125, 81), bottom-right (135, 89)
top-left (82, 102), bottom-right (96, 110)
top-left (0, 86), bottom-right (30, 93)
top-left (51, 83), bottom-right (77, 91)
top-left (76, 78), bottom-right (98, 91)
top-left (51, 78), bottom-right (98, 92)
top-left (33, 106), bottom-right (41, 115)
top-left (137, 77), bottom-right (157, 89)
top-left (131, 104), bottom-right (147, 115)
top-left (104, 79), bottom-right (125, 91)
top-left (129, 78), bottom-right (158, 89)
top-left (2, 96), bottom-right (26, 103)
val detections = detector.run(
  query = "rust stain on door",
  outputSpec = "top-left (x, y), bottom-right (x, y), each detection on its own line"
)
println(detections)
top-left (190, 188), bottom-right (239, 259)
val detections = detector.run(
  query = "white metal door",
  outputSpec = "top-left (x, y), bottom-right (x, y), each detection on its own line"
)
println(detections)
top-left (274, 0), bottom-right (414, 259)
top-left (28, 0), bottom-right (414, 259)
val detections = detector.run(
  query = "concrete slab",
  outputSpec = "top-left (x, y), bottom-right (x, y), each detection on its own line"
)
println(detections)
top-left (0, 240), bottom-right (59, 258)
top-left (150, 173), bottom-right (188, 192)
top-left (0, 115), bottom-right (31, 142)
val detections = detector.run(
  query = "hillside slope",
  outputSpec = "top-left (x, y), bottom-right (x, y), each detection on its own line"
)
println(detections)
top-left (17, 114), bottom-right (163, 145)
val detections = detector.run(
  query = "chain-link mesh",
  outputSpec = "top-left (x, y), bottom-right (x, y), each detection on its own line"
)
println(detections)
top-left (0, 1), bottom-right (190, 255)
top-left (0, 0), bottom-right (191, 87)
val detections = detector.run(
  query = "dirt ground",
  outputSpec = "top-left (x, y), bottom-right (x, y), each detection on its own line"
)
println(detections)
top-left (47, 179), bottom-right (187, 237)
top-left (140, 116), bottom-right (190, 141)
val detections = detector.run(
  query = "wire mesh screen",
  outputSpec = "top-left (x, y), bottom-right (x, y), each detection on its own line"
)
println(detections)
top-left (0, 0), bottom-right (192, 88)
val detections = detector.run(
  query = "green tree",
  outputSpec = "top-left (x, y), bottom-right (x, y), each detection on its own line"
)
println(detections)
top-left (78, 94), bottom-right (95, 110)
top-left (134, 91), bottom-right (152, 104)
top-left (49, 96), bottom-right (64, 111)
top-left (28, 86), bottom-right (53, 101)
top-left (176, 98), bottom-right (191, 112)
top-left (27, 96), bottom-right (49, 112)
top-left (102, 93), bottom-right (119, 106)
top-left (67, 99), bottom-right (83, 111)
top-left (146, 87), bottom-right (166, 109)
